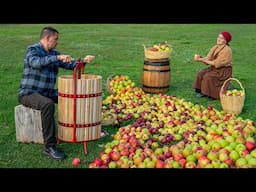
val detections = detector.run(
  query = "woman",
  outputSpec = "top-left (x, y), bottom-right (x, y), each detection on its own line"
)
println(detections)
top-left (193, 31), bottom-right (232, 100)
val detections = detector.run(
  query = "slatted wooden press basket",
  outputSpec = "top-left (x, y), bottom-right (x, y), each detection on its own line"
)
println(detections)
top-left (58, 59), bottom-right (102, 150)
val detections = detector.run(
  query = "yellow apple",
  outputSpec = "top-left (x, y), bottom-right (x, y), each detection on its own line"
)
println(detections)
top-left (194, 54), bottom-right (200, 61)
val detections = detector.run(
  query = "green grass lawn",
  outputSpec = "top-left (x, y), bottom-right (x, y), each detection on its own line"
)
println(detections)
top-left (0, 24), bottom-right (255, 168)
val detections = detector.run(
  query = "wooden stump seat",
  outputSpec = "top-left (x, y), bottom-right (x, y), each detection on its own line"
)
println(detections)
top-left (14, 105), bottom-right (44, 144)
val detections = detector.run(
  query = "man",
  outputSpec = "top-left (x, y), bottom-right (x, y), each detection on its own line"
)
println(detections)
top-left (18, 26), bottom-right (95, 160)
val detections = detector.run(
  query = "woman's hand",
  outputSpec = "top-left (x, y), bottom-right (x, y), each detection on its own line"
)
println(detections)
top-left (194, 54), bottom-right (201, 61)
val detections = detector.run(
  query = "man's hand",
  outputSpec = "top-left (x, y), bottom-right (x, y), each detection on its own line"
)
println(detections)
top-left (58, 55), bottom-right (73, 63)
top-left (83, 55), bottom-right (95, 63)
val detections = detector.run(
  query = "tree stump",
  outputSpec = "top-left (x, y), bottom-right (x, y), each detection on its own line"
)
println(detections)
top-left (15, 105), bottom-right (44, 144)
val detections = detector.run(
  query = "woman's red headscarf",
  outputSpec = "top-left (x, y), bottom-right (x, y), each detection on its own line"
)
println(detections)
top-left (221, 31), bottom-right (232, 44)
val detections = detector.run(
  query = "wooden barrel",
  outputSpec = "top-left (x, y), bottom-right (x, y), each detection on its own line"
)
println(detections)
top-left (142, 58), bottom-right (171, 93)
top-left (58, 74), bottom-right (102, 142)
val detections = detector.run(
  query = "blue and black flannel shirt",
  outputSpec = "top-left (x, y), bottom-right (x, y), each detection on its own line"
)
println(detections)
top-left (18, 42), bottom-right (77, 100)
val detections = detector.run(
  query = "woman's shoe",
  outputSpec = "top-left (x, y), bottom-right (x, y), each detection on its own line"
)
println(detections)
top-left (195, 93), bottom-right (206, 98)
top-left (208, 96), bottom-right (216, 101)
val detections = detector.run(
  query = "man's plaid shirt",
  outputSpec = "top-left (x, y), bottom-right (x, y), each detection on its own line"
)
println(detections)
top-left (18, 42), bottom-right (76, 99)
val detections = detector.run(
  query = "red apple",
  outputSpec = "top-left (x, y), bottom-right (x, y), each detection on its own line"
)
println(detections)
top-left (178, 158), bottom-right (186, 168)
top-left (72, 157), bottom-right (81, 166)
top-left (198, 156), bottom-right (210, 168)
top-left (223, 158), bottom-right (233, 167)
top-left (239, 149), bottom-right (249, 158)
top-left (94, 158), bottom-right (103, 167)
top-left (155, 160), bottom-right (165, 168)
top-left (245, 141), bottom-right (255, 151)
top-left (110, 151), bottom-right (121, 161)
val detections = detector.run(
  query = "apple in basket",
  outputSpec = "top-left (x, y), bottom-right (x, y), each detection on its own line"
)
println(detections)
top-left (150, 47), bottom-right (159, 52)
top-left (225, 89), bottom-right (245, 96)
top-left (164, 47), bottom-right (170, 51)
top-left (159, 44), bottom-right (170, 51)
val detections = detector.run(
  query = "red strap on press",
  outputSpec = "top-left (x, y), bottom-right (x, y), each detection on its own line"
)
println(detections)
top-left (58, 92), bottom-right (102, 98)
top-left (58, 121), bottom-right (101, 128)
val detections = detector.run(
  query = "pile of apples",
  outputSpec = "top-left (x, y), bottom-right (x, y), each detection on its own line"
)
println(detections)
top-left (108, 75), bottom-right (136, 95)
top-left (103, 85), bottom-right (148, 125)
top-left (95, 75), bottom-right (256, 168)
top-left (102, 106), bottom-right (118, 125)
top-left (224, 89), bottom-right (245, 97)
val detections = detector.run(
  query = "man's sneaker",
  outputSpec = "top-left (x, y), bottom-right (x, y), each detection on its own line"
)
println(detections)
top-left (44, 146), bottom-right (65, 160)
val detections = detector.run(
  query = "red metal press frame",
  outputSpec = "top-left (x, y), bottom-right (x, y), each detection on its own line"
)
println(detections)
top-left (72, 59), bottom-right (86, 153)
top-left (57, 59), bottom-right (88, 154)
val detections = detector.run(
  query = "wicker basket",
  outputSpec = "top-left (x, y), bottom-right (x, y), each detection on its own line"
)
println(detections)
top-left (143, 44), bottom-right (172, 60)
top-left (220, 78), bottom-right (245, 115)
top-left (102, 112), bottom-right (117, 126)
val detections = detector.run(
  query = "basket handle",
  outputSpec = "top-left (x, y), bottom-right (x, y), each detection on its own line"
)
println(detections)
top-left (220, 77), bottom-right (245, 94)
top-left (107, 74), bottom-right (116, 82)
top-left (142, 44), bottom-right (146, 50)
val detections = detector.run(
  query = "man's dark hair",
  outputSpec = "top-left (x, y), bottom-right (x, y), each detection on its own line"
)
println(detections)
top-left (40, 26), bottom-right (59, 39)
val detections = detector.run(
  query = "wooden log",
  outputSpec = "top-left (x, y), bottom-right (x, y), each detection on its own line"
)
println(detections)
top-left (14, 105), bottom-right (44, 144)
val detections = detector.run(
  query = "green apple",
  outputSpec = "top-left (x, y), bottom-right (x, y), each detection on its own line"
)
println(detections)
top-left (199, 139), bottom-right (206, 146)
top-left (146, 161), bottom-right (155, 168)
top-left (186, 154), bottom-right (197, 162)
top-left (219, 163), bottom-right (229, 168)
top-left (219, 153), bottom-right (229, 162)
top-left (172, 160), bottom-right (181, 168)
top-left (205, 164), bottom-right (214, 168)
top-left (226, 135), bottom-right (235, 143)
top-left (175, 134), bottom-right (182, 141)
top-left (211, 159), bottom-right (221, 168)
top-left (248, 157), bottom-right (256, 167)
top-left (108, 161), bottom-right (117, 168)
top-left (216, 126), bottom-right (223, 135)
top-left (250, 149), bottom-right (256, 158)
top-left (219, 139), bottom-right (229, 148)
top-left (154, 148), bottom-right (164, 155)
top-left (211, 142), bottom-right (221, 151)
top-left (182, 147), bottom-right (192, 158)
top-left (235, 158), bottom-right (247, 167)
top-left (207, 150), bottom-right (218, 161)
top-left (224, 145), bottom-right (233, 152)
top-left (235, 143), bottom-right (246, 153)
top-left (229, 150), bottom-right (239, 161)
top-left (151, 142), bottom-right (159, 149)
